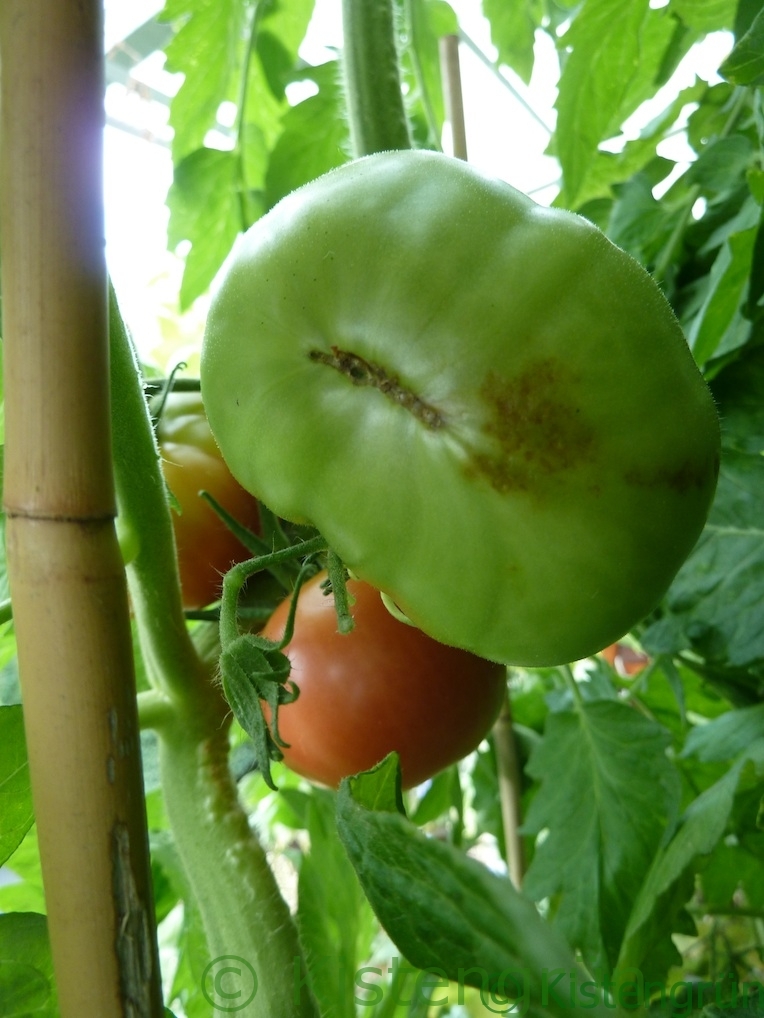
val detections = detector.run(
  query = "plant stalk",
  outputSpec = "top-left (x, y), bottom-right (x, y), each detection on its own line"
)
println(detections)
top-left (493, 689), bottom-right (525, 888)
top-left (0, 2), bottom-right (163, 1014)
top-left (342, 0), bottom-right (412, 156)
top-left (110, 268), bottom-right (319, 1018)
top-left (159, 704), bottom-right (320, 1017)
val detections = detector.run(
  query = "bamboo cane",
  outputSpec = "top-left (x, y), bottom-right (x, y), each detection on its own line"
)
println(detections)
top-left (0, 2), bottom-right (163, 1014)
top-left (439, 34), bottom-right (468, 161)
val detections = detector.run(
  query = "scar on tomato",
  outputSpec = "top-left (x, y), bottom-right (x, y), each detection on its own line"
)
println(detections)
top-left (469, 356), bottom-right (596, 494)
top-left (308, 345), bottom-right (444, 428)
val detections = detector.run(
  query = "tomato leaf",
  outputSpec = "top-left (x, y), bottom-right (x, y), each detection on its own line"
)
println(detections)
top-left (0, 912), bottom-right (57, 1017)
top-left (721, 5), bottom-right (764, 85)
top-left (520, 699), bottom-right (679, 976)
top-left (337, 765), bottom-right (613, 1018)
top-left (264, 62), bottom-right (350, 209)
top-left (618, 739), bottom-right (764, 975)
top-left (342, 754), bottom-right (406, 815)
top-left (296, 789), bottom-right (376, 1018)
top-left (642, 345), bottom-right (764, 682)
top-left (161, 0), bottom-right (251, 162)
top-left (483, 0), bottom-right (540, 85)
top-left (219, 634), bottom-right (295, 789)
top-left (682, 703), bottom-right (764, 762)
top-left (671, 0), bottom-right (737, 33)
top-left (555, 0), bottom-right (676, 206)
top-left (166, 148), bottom-right (244, 310)
top-left (402, 0), bottom-right (459, 144)
top-left (0, 706), bottom-right (33, 868)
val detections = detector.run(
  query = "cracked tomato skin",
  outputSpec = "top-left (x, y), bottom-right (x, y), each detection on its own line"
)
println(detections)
top-left (261, 572), bottom-right (507, 789)
top-left (157, 391), bottom-right (261, 610)
top-left (201, 150), bottom-right (720, 666)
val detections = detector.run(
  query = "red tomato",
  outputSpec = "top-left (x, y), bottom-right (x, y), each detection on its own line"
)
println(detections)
top-left (261, 572), bottom-right (507, 789)
top-left (157, 391), bottom-right (261, 610)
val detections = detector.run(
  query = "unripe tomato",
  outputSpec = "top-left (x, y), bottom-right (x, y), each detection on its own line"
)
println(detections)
top-left (156, 391), bottom-right (261, 609)
top-left (261, 572), bottom-right (507, 789)
top-left (201, 150), bottom-right (720, 666)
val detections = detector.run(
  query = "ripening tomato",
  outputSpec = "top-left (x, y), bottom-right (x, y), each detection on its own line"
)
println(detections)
top-left (601, 643), bottom-right (650, 676)
top-left (261, 572), bottom-right (507, 789)
top-left (156, 391), bottom-right (261, 609)
top-left (201, 150), bottom-right (720, 666)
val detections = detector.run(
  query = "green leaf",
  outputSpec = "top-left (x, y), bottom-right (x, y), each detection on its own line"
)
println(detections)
top-left (682, 703), bottom-right (764, 761)
top-left (0, 706), bottom-right (33, 868)
top-left (555, 0), bottom-right (676, 206)
top-left (258, 0), bottom-right (316, 70)
top-left (336, 761), bottom-right (611, 1018)
top-left (404, 0), bottom-right (459, 146)
top-left (520, 700), bottom-right (679, 975)
top-left (710, 341), bottom-right (764, 453)
top-left (721, 5), bottom-right (764, 84)
top-left (686, 224), bottom-right (756, 364)
top-left (643, 448), bottom-right (764, 669)
top-left (219, 633), bottom-right (294, 790)
top-left (410, 766), bottom-right (460, 826)
top-left (167, 148), bottom-right (244, 309)
top-left (573, 79), bottom-right (706, 209)
top-left (619, 738), bottom-right (764, 972)
top-left (0, 912), bottom-right (57, 1017)
top-left (161, 0), bottom-right (250, 161)
top-left (0, 827), bottom-right (45, 915)
top-left (483, 0), bottom-right (542, 84)
top-left (642, 344), bottom-right (764, 674)
top-left (699, 786), bottom-right (764, 909)
top-left (296, 790), bottom-right (376, 1018)
top-left (150, 830), bottom-right (213, 1018)
top-left (264, 63), bottom-right (350, 208)
top-left (671, 0), bottom-right (738, 33)
top-left (687, 135), bottom-right (755, 195)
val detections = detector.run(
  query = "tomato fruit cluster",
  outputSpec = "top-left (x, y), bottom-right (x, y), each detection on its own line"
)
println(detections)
top-left (202, 150), bottom-right (720, 666)
top-left (156, 390), bottom-right (261, 609)
top-left (261, 571), bottom-right (507, 789)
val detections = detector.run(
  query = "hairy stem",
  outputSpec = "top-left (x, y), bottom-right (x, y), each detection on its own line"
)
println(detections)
top-left (342, 0), bottom-right (412, 157)
top-left (159, 703), bottom-right (320, 1017)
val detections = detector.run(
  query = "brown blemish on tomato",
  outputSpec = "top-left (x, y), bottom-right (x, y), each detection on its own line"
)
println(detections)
top-left (468, 357), bottom-right (596, 494)
top-left (625, 453), bottom-right (719, 495)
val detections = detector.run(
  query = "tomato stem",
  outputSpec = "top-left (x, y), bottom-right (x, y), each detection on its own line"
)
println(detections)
top-left (158, 707), bottom-right (320, 1018)
top-left (136, 688), bottom-right (176, 730)
top-left (341, 0), bottom-right (412, 157)
top-left (326, 548), bottom-right (355, 634)
top-left (111, 285), bottom-right (319, 1016)
top-left (109, 284), bottom-right (209, 703)
top-left (218, 536), bottom-right (328, 650)
top-left (492, 687), bottom-right (525, 888)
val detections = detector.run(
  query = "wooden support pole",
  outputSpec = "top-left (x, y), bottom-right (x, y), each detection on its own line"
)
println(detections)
top-left (439, 34), bottom-right (468, 161)
top-left (0, 2), bottom-right (164, 1014)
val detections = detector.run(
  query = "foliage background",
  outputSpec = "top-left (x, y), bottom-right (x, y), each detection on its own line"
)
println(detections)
top-left (1, 0), bottom-right (763, 1015)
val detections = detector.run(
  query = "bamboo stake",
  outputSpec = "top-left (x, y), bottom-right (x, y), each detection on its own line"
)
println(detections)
top-left (0, 3), bottom-right (163, 1015)
top-left (439, 34), bottom-right (468, 161)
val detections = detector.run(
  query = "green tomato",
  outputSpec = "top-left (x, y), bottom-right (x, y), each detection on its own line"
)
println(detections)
top-left (201, 150), bottom-right (719, 666)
